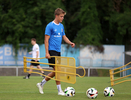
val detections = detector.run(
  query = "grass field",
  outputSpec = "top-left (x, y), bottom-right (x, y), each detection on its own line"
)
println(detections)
top-left (0, 76), bottom-right (131, 100)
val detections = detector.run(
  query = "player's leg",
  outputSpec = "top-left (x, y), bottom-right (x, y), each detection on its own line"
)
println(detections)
top-left (37, 68), bottom-right (55, 94)
top-left (40, 66), bottom-right (62, 91)
top-left (40, 50), bottom-right (56, 82)
top-left (56, 66), bottom-right (65, 95)
top-left (54, 52), bottom-right (64, 95)
top-left (28, 65), bottom-right (33, 77)
top-left (36, 64), bottom-right (45, 78)
top-left (37, 51), bottom-right (64, 95)
top-left (56, 81), bottom-right (65, 95)
top-left (41, 67), bottom-right (55, 84)
top-left (37, 66), bottom-right (64, 95)
top-left (23, 64), bottom-right (34, 79)
top-left (40, 52), bottom-right (64, 95)
top-left (40, 66), bottom-right (64, 95)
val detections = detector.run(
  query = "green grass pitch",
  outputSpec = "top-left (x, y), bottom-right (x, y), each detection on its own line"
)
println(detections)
top-left (0, 76), bottom-right (131, 100)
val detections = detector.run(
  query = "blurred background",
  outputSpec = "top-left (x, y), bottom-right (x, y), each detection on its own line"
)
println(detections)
top-left (0, 0), bottom-right (131, 77)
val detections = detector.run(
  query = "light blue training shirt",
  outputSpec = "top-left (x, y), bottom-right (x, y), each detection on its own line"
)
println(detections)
top-left (45, 21), bottom-right (65, 52)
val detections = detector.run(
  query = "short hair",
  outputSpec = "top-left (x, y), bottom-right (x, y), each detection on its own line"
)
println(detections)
top-left (54, 8), bottom-right (66, 16)
top-left (31, 38), bottom-right (36, 42)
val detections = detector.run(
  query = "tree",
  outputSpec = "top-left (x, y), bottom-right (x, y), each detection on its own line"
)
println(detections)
top-left (0, 0), bottom-right (65, 54)
top-left (95, 0), bottom-right (114, 44)
top-left (109, 0), bottom-right (131, 45)
top-left (74, 0), bottom-right (103, 46)
top-left (1, 0), bottom-right (131, 55)
top-left (62, 0), bottom-right (81, 42)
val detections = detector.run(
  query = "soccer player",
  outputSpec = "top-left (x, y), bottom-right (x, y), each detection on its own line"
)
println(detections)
top-left (36, 8), bottom-right (75, 95)
top-left (23, 38), bottom-right (45, 79)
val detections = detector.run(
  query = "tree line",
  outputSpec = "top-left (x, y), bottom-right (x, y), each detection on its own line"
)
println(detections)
top-left (0, 0), bottom-right (131, 52)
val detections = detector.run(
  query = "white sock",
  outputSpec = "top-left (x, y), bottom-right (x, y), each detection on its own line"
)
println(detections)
top-left (57, 84), bottom-right (62, 92)
top-left (41, 79), bottom-right (47, 87)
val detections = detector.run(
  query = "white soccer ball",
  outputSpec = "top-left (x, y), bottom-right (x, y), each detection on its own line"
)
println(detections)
top-left (86, 88), bottom-right (98, 99)
top-left (64, 87), bottom-right (75, 97)
top-left (104, 87), bottom-right (115, 97)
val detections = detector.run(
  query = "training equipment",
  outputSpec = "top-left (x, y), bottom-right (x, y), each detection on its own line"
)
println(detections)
top-left (64, 87), bottom-right (75, 97)
top-left (65, 90), bottom-right (75, 97)
top-left (23, 56), bottom-right (86, 84)
top-left (110, 62), bottom-right (131, 86)
top-left (104, 87), bottom-right (115, 97)
top-left (86, 88), bottom-right (98, 99)
top-left (64, 87), bottom-right (75, 92)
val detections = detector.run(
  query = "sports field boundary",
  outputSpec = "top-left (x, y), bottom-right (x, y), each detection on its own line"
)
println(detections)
top-left (0, 66), bottom-right (115, 77)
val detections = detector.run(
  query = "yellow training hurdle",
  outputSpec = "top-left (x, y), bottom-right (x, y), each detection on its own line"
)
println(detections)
top-left (110, 62), bottom-right (131, 86)
top-left (23, 56), bottom-right (86, 84)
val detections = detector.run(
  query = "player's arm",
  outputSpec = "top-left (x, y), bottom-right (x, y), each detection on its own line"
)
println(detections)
top-left (63, 35), bottom-right (75, 48)
top-left (44, 35), bottom-right (50, 59)
top-left (35, 51), bottom-right (39, 61)
top-left (29, 51), bottom-right (32, 55)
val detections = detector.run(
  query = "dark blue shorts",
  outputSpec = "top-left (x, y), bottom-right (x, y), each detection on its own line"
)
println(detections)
top-left (30, 59), bottom-right (40, 66)
top-left (48, 50), bottom-right (61, 68)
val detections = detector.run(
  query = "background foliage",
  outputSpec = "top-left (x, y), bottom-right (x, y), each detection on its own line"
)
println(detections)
top-left (0, 0), bottom-right (131, 52)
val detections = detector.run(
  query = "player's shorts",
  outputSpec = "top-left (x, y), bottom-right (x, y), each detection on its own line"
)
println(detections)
top-left (48, 50), bottom-right (61, 68)
top-left (30, 59), bottom-right (40, 66)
